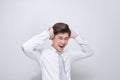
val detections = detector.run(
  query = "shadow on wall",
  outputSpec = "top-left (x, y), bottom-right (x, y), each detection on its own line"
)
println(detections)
top-left (71, 64), bottom-right (93, 80)
top-left (30, 71), bottom-right (42, 80)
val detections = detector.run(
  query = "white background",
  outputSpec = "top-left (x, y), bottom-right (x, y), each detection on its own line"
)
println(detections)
top-left (0, 0), bottom-right (120, 80)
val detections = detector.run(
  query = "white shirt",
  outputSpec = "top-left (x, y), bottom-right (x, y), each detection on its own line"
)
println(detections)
top-left (22, 31), bottom-right (94, 80)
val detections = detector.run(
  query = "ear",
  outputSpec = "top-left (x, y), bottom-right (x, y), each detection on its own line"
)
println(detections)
top-left (49, 35), bottom-right (55, 40)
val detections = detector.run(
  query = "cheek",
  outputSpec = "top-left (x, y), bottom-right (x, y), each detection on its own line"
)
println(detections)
top-left (65, 41), bottom-right (68, 44)
top-left (57, 40), bottom-right (61, 44)
top-left (64, 40), bottom-right (68, 45)
top-left (54, 39), bottom-right (60, 45)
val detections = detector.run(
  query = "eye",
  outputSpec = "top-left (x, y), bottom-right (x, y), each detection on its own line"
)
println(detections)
top-left (58, 37), bottom-right (63, 40)
top-left (64, 37), bottom-right (69, 40)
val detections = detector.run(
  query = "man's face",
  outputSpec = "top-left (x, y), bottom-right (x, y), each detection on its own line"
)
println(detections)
top-left (52, 33), bottom-right (70, 52)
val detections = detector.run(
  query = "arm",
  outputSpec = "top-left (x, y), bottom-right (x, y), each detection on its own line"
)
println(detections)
top-left (70, 30), bottom-right (94, 62)
top-left (21, 28), bottom-right (53, 61)
top-left (21, 31), bottom-right (50, 61)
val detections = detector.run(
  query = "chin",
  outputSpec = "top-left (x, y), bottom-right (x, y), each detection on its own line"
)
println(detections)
top-left (57, 48), bottom-right (64, 52)
top-left (57, 50), bottom-right (62, 52)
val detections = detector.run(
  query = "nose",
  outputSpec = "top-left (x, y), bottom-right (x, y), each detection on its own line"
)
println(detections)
top-left (61, 40), bottom-right (65, 44)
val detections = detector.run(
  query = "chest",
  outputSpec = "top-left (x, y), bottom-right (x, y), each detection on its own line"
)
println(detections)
top-left (39, 51), bottom-right (71, 71)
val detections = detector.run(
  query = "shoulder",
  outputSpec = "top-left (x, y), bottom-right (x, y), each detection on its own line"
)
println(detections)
top-left (40, 48), bottom-right (55, 57)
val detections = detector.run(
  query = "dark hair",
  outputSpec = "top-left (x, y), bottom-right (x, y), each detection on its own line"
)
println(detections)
top-left (52, 22), bottom-right (71, 37)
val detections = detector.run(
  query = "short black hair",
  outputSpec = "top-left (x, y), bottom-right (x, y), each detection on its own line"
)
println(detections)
top-left (52, 22), bottom-right (71, 37)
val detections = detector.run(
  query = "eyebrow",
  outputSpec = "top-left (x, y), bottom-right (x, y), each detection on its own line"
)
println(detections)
top-left (58, 36), bottom-right (69, 38)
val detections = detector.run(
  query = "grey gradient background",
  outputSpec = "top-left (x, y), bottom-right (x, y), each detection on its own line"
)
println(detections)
top-left (0, 0), bottom-right (120, 80)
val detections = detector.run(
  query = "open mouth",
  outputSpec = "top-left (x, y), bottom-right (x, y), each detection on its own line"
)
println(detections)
top-left (59, 45), bottom-right (65, 49)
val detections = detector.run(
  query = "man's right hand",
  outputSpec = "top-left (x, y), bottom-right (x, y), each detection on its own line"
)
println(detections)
top-left (48, 27), bottom-right (54, 40)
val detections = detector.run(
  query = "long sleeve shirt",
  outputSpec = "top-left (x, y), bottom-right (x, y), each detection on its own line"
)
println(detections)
top-left (21, 31), bottom-right (94, 80)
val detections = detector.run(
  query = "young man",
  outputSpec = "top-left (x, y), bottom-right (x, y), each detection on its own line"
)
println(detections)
top-left (22, 22), bottom-right (94, 80)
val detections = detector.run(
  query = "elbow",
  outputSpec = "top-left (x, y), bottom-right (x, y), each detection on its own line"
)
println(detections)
top-left (21, 43), bottom-right (34, 54)
top-left (21, 43), bottom-right (30, 53)
top-left (87, 51), bottom-right (95, 58)
top-left (90, 52), bottom-right (95, 57)
top-left (83, 49), bottom-right (95, 58)
top-left (21, 44), bottom-right (26, 53)
top-left (86, 46), bottom-right (95, 57)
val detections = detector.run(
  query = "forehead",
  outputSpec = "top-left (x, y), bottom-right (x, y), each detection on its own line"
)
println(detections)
top-left (55, 33), bottom-right (69, 37)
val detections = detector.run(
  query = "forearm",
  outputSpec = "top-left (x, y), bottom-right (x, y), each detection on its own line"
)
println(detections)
top-left (74, 36), bottom-right (94, 58)
top-left (22, 31), bottom-right (50, 54)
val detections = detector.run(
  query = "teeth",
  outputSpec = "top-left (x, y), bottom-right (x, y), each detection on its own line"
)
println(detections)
top-left (59, 45), bottom-right (64, 48)
top-left (60, 44), bottom-right (64, 46)
top-left (60, 45), bottom-right (63, 46)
